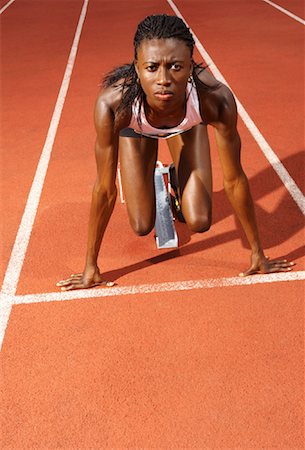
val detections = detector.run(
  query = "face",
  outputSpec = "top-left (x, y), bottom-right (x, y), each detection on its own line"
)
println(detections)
top-left (135, 38), bottom-right (193, 109)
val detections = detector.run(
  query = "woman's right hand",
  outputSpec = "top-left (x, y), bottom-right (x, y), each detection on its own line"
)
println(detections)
top-left (56, 265), bottom-right (115, 291)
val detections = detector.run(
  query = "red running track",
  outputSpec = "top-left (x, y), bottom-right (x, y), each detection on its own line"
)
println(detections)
top-left (1, 0), bottom-right (304, 448)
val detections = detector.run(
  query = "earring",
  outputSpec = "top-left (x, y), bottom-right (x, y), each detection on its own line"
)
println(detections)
top-left (188, 74), bottom-right (193, 83)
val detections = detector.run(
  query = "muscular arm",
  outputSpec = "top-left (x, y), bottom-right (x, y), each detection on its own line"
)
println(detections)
top-left (213, 88), bottom-right (262, 254)
top-left (57, 92), bottom-right (121, 290)
top-left (86, 98), bottom-right (119, 266)
top-left (212, 86), bottom-right (293, 275)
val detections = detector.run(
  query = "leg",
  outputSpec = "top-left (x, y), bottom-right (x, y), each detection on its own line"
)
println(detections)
top-left (119, 133), bottom-right (158, 235)
top-left (167, 124), bottom-right (212, 233)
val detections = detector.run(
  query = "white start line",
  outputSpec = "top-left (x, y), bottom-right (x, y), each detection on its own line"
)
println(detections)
top-left (12, 271), bottom-right (305, 304)
top-left (0, 0), bottom-right (304, 351)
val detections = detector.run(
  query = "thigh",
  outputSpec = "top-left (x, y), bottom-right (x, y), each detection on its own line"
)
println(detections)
top-left (167, 124), bottom-right (213, 230)
top-left (119, 134), bottom-right (158, 234)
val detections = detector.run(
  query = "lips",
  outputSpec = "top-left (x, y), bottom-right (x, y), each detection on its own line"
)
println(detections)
top-left (155, 90), bottom-right (173, 95)
top-left (154, 91), bottom-right (174, 100)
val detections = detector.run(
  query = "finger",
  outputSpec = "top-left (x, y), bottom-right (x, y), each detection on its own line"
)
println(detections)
top-left (70, 273), bottom-right (83, 278)
top-left (88, 281), bottom-right (116, 288)
top-left (60, 280), bottom-right (115, 291)
top-left (97, 281), bottom-right (116, 288)
top-left (269, 258), bottom-right (288, 264)
top-left (266, 266), bottom-right (294, 274)
top-left (239, 268), bottom-right (258, 277)
top-left (269, 261), bottom-right (295, 269)
top-left (60, 283), bottom-right (84, 291)
top-left (60, 280), bottom-right (86, 291)
top-left (56, 280), bottom-right (71, 286)
top-left (56, 275), bottom-right (83, 286)
top-left (281, 261), bottom-right (295, 266)
top-left (56, 278), bottom-right (77, 286)
top-left (267, 259), bottom-right (295, 266)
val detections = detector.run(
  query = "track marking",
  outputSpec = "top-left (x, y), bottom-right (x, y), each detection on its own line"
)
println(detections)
top-left (117, 165), bottom-right (125, 203)
top-left (1, 1), bottom-right (304, 351)
top-left (261, 0), bottom-right (305, 26)
top-left (1, 0), bottom-right (89, 297)
top-left (0, 0), bottom-right (16, 14)
top-left (0, 295), bottom-right (12, 350)
top-left (1, 271), bottom-right (304, 350)
top-left (0, 0), bottom-right (90, 349)
top-left (12, 271), bottom-right (305, 305)
top-left (167, 0), bottom-right (305, 215)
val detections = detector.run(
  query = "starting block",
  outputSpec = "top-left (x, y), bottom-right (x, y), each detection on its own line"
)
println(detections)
top-left (154, 162), bottom-right (178, 249)
top-left (117, 161), bottom-right (179, 249)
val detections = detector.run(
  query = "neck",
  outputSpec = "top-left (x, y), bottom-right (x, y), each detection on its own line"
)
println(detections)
top-left (144, 96), bottom-right (186, 128)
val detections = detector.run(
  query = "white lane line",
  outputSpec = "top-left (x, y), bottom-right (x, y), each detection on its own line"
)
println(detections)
top-left (12, 271), bottom-right (305, 305)
top-left (167, 0), bottom-right (305, 216)
top-left (261, 0), bottom-right (305, 26)
top-left (0, 0), bottom-right (16, 15)
top-left (117, 165), bottom-right (125, 203)
top-left (1, 0), bottom-right (89, 297)
top-left (0, 0), bottom-right (90, 350)
top-left (0, 294), bottom-right (12, 350)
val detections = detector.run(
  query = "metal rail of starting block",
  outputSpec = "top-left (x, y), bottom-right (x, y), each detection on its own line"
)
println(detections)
top-left (154, 161), bottom-right (178, 249)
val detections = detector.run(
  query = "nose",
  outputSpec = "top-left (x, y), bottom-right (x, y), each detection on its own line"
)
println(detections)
top-left (157, 67), bottom-right (171, 86)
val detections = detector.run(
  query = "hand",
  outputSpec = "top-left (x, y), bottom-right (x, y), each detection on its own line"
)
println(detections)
top-left (56, 265), bottom-right (115, 291)
top-left (239, 252), bottom-right (295, 277)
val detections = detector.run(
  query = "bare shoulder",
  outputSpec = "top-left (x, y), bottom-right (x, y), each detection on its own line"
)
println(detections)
top-left (195, 68), bottom-right (237, 127)
top-left (94, 80), bottom-right (131, 131)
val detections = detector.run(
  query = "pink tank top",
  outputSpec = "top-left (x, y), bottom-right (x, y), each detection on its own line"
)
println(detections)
top-left (128, 81), bottom-right (203, 139)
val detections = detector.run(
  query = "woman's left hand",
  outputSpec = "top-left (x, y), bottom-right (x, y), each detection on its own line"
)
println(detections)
top-left (239, 252), bottom-right (295, 277)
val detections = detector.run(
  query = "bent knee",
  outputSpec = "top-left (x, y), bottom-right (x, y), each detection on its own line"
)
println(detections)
top-left (130, 218), bottom-right (155, 236)
top-left (187, 214), bottom-right (212, 233)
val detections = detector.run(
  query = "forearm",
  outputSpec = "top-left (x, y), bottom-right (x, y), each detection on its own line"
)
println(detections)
top-left (85, 183), bottom-right (117, 266)
top-left (224, 173), bottom-right (263, 254)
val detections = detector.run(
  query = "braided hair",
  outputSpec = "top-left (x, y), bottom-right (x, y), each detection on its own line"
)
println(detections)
top-left (102, 14), bottom-right (205, 125)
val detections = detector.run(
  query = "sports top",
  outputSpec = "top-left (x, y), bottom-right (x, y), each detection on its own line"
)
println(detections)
top-left (128, 81), bottom-right (203, 139)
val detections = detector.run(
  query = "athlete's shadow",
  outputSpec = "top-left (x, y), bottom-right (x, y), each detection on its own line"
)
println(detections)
top-left (218, 150), bottom-right (305, 250)
top-left (179, 150), bottom-right (304, 250)
top-left (102, 229), bottom-right (238, 281)
top-left (103, 150), bottom-right (304, 281)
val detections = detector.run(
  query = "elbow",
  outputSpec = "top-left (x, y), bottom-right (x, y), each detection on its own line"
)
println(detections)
top-left (223, 172), bottom-right (248, 193)
top-left (223, 178), bottom-right (237, 194)
top-left (93, 180), bottom-right (117, 204)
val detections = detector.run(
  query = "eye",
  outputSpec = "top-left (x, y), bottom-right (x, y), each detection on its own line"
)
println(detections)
top-left (171, 63), bottom-right (182, 71)
top-left (146, 64), bottom-right (158, 72)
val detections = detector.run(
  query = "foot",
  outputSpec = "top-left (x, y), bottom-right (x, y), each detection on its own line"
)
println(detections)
top-left (169, 164), bottom-right (185, 223)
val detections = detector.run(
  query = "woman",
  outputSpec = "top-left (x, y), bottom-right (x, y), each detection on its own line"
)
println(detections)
top-left (57, 14), bottom-right (293, 291)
